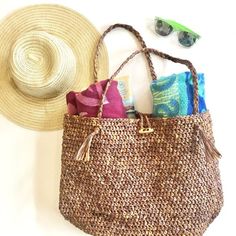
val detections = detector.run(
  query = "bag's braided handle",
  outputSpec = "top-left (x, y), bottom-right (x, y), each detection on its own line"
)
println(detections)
top-left (97, 48), bottom-right (199, 117)
top-left (94, 23), bottom-right (157, 82)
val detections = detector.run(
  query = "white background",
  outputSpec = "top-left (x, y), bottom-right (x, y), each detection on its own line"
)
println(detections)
top-left (0, 0), bottom-right (235, 235)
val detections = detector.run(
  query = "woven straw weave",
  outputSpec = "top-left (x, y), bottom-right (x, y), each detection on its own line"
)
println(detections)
top-left (59, 111), bottom-right (223, 236)
top-left (59, 45), bottom-right (223, 235)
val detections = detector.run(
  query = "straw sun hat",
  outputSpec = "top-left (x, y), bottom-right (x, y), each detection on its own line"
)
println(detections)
top-left (0, 4), bottom-right (108, 131)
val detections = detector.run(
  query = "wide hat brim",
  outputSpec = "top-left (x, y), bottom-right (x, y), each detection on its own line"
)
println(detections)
top-left (0, 4), bottom-right (108, 131)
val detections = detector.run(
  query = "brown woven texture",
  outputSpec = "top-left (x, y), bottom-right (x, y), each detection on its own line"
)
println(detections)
top-left (59, 48), bottom-right (223, 235)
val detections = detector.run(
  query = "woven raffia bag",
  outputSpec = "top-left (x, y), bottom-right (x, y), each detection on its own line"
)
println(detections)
top-left (59, 42), bottom-right (223, 235)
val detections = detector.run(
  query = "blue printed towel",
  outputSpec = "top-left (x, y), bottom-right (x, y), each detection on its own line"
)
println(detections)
top-left (150, 71), bottom-right (207, 118)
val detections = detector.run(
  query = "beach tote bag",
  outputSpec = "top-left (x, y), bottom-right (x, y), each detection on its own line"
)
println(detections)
top-left (59, 47), bottom-right (223, 235)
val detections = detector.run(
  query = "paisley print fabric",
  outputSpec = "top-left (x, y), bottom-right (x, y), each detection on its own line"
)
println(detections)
top-left (151, 72), bottom-right (206, 117)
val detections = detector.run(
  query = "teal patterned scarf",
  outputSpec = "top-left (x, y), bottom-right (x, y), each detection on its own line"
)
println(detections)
top-left (150, 71), bottom-right (206, 117)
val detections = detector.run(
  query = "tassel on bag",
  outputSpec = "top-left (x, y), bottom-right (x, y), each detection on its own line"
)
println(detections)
top-left (75, 127), bottom-right (100, 162)
top-left (196, 125), bottom-right (221, 160)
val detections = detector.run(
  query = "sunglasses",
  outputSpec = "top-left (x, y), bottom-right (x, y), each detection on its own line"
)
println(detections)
top-left (154, 17), bottom-right (200, 47)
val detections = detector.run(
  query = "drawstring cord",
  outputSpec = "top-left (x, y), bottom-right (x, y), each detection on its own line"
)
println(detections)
top-left (75, 126), bottom-right (100, 162)
top-left (196, 124), bottom-right (221, 160)
top-left (75, 120), bottom-right (221, 162)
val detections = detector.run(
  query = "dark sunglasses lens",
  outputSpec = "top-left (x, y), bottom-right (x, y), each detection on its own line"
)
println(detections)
top-left (155, 19), bottom-right (173, 36)
top-left (178, 31), bottom-right (197, 47)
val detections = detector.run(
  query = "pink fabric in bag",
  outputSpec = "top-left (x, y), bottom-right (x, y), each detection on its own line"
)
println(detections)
top-left (66, 80), bottom-right (127, 118)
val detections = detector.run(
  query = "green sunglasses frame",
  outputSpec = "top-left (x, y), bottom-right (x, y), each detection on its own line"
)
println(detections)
top-left (155, 17), bottom-right (200, 39)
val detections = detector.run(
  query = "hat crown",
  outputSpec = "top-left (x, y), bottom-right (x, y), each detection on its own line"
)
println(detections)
top-left (0, 4), bottom-right (108, 130)
top-left (10, 31), bottom-right (76, 98)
